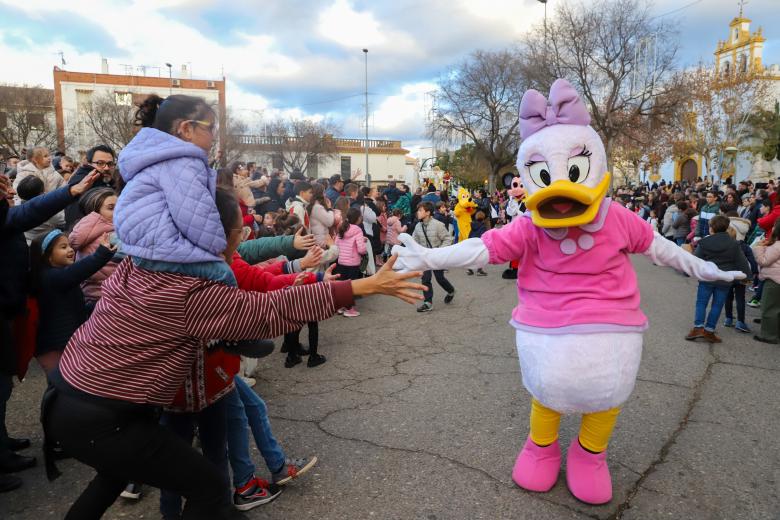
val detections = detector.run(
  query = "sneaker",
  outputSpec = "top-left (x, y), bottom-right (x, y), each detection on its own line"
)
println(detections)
top-left (684, 327), bottom-right (705, 341)
top-left (284, 354), bottom-right (302, 368)
top-left (747, 298), bottom-right (760, 308)
top-left (476, 268), bottom-right (487, 276)
top-left (444, 290), bottom-right (455, 304)
top-left (735, 321), bottom-right (751, 333)
top-left (723, 317), bottom-right (734, 327)
top-left (120, 482), bottom-right (142, 500)
top-left (239, 375), bottom-right (256, 387)
top-left (702, 330), bottom-right (722, 343)
top-left (343, 307), bottom-right (360, 317)
top-left (233, 477), bottom-right (282, 511)
top-left (307, 353), bottom-right (327, 367)
top-left (272, 456), bottom-right (318, 486)
top-left (336, 307), bottom-right (346, 315)
top-left (466, 269), bottom-right (474, 275)
top-left (417, 302), bottom-right (433, 313)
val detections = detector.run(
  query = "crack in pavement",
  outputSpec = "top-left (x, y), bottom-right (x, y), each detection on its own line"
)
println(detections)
top-left (635, 377), bottom-right (693, 389)
top-left (714, 360), bottom-right (780, 373)
top-left (608, 343), bottom-right (718, 520)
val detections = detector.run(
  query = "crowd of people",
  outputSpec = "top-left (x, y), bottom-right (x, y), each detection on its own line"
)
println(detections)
top-left (2, 91), bottom-right (780, 519)
top-left (614, 178), bottom-right (780, 343)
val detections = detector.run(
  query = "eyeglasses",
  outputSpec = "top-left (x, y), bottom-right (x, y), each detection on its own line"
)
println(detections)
top-left (188, 120), bottom-right (217, 134)
top-left (91, 160), bottom-right (115, 168)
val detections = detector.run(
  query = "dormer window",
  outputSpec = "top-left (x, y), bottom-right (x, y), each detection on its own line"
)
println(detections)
top-left (733, 28), bottom-right (739, 41)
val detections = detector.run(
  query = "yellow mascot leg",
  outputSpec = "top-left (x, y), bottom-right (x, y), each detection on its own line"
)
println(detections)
top-left (529, 398), bottom-right (561, 446)
top-left (578, 407), bottom-right (621, 453)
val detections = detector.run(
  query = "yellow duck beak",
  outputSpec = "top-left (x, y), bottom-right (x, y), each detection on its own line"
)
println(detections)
top-left (524, 172), bottom-right (611, 228)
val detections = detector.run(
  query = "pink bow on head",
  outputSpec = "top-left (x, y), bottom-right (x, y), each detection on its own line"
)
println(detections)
top-left (519, 78), bottom-right (591, 140)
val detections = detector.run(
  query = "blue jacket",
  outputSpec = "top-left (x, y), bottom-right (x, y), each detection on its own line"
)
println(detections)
top-left (114, 127), bottom-right (226, 263)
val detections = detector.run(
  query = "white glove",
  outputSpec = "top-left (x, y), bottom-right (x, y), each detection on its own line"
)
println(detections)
top-left (643, 231), bottom-right (747, 282)
top-left (391, 234), bottom-right (490, 273)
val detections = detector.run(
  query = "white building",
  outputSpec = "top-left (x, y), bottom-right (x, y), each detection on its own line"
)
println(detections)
top-left (53, 64), bottom-right (226, 154)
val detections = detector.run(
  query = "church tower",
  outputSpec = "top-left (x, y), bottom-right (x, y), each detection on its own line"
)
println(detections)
top-left (713, 3), bottom-right (778, 78)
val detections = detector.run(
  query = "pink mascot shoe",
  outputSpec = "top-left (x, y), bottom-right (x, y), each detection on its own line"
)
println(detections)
top-left (512, 437), bottom-right (561, 492)
top-left (565, 438), bottom-right (612, 504)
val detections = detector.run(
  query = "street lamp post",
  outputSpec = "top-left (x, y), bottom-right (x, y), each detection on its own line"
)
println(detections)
top-left (363, 49), bottom-right (370, 187)
top-left (165, 63), bottom-right (172, 95)
top-left (538, 0), bottom-right (548, 51)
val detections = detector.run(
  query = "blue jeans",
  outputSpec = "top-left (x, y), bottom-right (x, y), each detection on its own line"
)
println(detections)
top-left (159, 393), bottom-right (231, 519)
top-left (226, 377), bottom-right (286, 488)
top-left (694, 282), bottom-right (729, 331)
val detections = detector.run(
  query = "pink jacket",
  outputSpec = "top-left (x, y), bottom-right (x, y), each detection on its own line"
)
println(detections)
top-left (753, 241), bottom-right (780, 284)
top-left (481, 200), bottom-right (655, 332)
top-left (335, 224), bottom-right (367, 266)
top-left (69, 212), bottom-right (117, 303)
top-left (386, 216), bottom-right (407, 246)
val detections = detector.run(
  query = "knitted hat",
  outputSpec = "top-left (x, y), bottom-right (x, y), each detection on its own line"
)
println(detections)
top-left (728, 217), bottom-right (750, 241)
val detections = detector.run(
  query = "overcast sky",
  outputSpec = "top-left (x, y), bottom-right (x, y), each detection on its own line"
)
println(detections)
top-left (1, 0), bottom-right (777, 154)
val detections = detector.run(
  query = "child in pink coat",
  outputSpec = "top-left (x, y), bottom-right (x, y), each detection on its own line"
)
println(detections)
top-left (334, 207), bottom-right (366, 317)
top-left (68, 188), bottom-right (119, 305)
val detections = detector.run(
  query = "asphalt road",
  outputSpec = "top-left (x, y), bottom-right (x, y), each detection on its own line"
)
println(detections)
top-left (2, 257), bottom-right (778, 519)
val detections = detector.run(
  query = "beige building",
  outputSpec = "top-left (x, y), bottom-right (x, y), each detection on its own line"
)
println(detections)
top-left (53, 64), bottom-right (226, 154)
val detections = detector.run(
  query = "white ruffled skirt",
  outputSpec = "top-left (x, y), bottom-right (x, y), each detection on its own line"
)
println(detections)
top-left (515, 329), bottom-right (643, 414)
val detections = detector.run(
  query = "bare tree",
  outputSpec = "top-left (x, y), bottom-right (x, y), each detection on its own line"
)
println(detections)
top-left (520, 0), bottom-right (681, 175)
top-left (670, 66), bottom-right (770, 181)
top-left (432, 50), bottom-right (528, 191)
top-left (437, 144), bottom-right (493, 188)
top-left (217, 108), bottom-right (258, 167)
top-left (263, 118), bottom-right (340, 176)
top-left (79, 92), bottom-right (138, 152)
top-left (0, 84), bottom-right (58, 156)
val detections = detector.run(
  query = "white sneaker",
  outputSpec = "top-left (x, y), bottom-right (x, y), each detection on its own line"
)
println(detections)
top-left (120, 482), bottom-right (142, 500)
top-left (239, 375), bottom-right (256, 387)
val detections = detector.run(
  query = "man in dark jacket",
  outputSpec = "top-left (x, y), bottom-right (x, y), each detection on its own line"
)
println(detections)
top-left (382, 180), bottom-right (401, 207)
top-left (325, 174), bottom-right (344, 206)
top-left (685, 215), bottom-right (751, 344)
top-left (0, 171), bottom-right (99, 492)
top-left (64, 144), bottom-right (116, 229)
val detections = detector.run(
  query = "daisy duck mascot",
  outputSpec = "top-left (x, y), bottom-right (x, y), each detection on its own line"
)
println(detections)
top-left (392, 79), bottom-right (744, 504)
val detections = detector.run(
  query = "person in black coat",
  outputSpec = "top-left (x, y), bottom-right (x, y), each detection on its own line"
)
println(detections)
top-left (0, 171), bottom-right (99, 490)
top-left (64, 145), bottom-right (116, 230)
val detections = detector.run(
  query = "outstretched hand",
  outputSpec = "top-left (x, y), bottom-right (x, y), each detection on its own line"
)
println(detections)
top-left (323, 263), bottom-right (340, 282)
top-left (69, 170), bottom-right (101, 197)
top-left (293, 227), bottom-right (316, 251)
top-left (351, 255), bottom-right (426, 305)
top-left (390, 233), bottom-right (431, 273)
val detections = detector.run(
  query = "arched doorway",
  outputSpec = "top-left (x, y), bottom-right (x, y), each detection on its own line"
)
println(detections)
top-left (681, 159), bottom-right (698, 183)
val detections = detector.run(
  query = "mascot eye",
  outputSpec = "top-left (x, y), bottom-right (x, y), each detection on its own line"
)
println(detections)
top-left (567, 156), bottom-right (590, 184)
top-left (528, 162), bottom-right (551, 188)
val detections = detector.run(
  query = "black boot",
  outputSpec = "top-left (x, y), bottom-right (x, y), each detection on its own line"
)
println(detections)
top-left (501, 268), bottom-right (518, 279)
top-left (7, 438), bottom-right (30, 451)
top-left (0, 474), bottom-right (22, 492)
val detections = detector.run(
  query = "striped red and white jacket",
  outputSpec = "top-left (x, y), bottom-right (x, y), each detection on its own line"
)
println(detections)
top-left (59, 259), bottom-right (353, 405)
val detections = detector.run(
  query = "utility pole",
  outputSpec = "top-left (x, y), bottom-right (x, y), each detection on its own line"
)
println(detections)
top-left (538, 0), bottom-right (548, 52)
top-left (363, 49), bottom-right (370, 187)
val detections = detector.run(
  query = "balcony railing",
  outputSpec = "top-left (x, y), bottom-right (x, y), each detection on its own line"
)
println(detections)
top-left (235, 135), bottom-right (403, 149)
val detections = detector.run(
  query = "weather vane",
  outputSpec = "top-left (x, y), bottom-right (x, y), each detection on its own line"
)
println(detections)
top-left (738, 0), bottom-right (748, 18)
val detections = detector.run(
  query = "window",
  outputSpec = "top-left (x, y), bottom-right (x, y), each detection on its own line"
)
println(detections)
top-left (341, 156), bottom-right (351, 180)
top-left (723, 60), bottom-right (731, 76)
top-left (115, 92), bottom-right (132, 106)
top-left (272, 154), bottom-right (284, 171)
top-left (733, 28), bottom-right (739, 42)
top-left (27, 113), bottom-right (44, 128)
top-left (739, 54), bottom-right (748, 73)
top-left (307, 154), bottom-right (318, 178)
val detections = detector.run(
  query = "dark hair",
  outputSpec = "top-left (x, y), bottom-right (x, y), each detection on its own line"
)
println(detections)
top-left (134, 94), bottom-right (214, 136)
top-left (334, 196), bottom-right (351, 216)
top-left (29, 233), bottom-right (68, 295)
top-left (770, 219), bottom-right (780, 246)
top-left (307, 183), bottom-right (328, 214)
top-left (86, 144), bottom-right (116, 163)
top-left (296, 181), bottom-right (313, 196)
top-left (79, 187), bottom-right (116, 215)
top-left (676, 201), bottom-right (688, 211)
top-left (214, 188), bottom-right (241, 237)
top-left (338, 207), bottom-right (362, 238)
top-left (274, 212), bottom-right (301, 235)
top-left (344, 183), bottom-right (359, 197)
top-left (228, 161), bottom-right (245, 175)
top-left (417, 201), bottom-right (434, 215)
top-left (267, 177), bottom-right (283, 201)
top-left (216, 167), bottom-right (233, 188)
top-left (475, 210), bottom-right (486, 222)
top-left (391, 208), bottom-right (403, 218)
top-left (329, 174), bottom-right (343, 186)
top-left (16, 175), bottom-right (44, 201)
top-left (709, 215), bottom-right (730, 233)
top-left (427, 184), bottom-right (436, 193)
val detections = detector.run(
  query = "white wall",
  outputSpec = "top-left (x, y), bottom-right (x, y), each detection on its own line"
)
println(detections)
top-left (247, 151), bottom-right (407, 185)
top-left (60, 81), bottom-right (221, 153)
